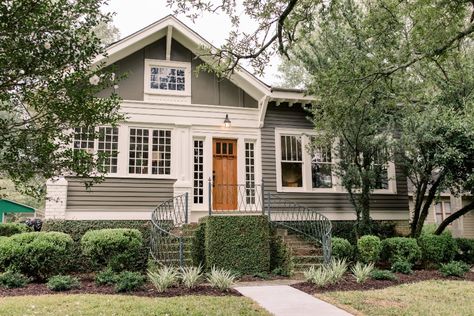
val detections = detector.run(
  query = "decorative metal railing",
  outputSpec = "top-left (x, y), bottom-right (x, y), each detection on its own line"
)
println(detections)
top-left (150, 193), bottom-right (189, 267)
top-left (150, 181), bottom-right (332, 267)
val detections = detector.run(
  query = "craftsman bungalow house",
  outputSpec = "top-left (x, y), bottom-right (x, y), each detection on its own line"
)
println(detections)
top-left (45, 15), bottom-right (410, 229)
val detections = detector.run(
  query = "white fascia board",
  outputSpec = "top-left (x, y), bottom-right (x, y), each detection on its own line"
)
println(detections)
top-left (269, 90), bottom-right (317, 103)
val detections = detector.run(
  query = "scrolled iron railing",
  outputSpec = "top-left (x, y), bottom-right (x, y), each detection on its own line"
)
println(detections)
top-left (150, 192), bottom-right (189, 267)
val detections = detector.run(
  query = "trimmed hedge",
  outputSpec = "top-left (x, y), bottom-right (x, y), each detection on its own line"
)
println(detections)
top-left (0, 232), bottom-right (73, 280)
top-left (205, 215), bottom-right (270, 275)
top-left (381, 237), bottom-right (421, 264)
top-left (418, 233), bottom-right (457, 266)
top-left (81, 228), bottom-right (143, 272)
top-left (455, 238), bottom-right (474, 264)
top-left (191, 220), bottom-right (207, 268)
top-left (269, 231), bottom-right (293, 276)
top-left (357, 235), bottom-right (382, 263)
top-left (42, 220), bottom-right (150, 272)
top-left (331, 237), bottom-right (353, 260)
top-left (332, 220), bottom-right (398, 243)
top-left (0, 223), bottom-right (32, 237)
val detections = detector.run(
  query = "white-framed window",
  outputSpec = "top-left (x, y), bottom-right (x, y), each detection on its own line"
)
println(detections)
top-left (245, 141), bottom-right (256, 204)
top-left (144, 59), bottom-right (191, 96)
top-left (193, 139), bottom-right (204, 204)
top-left (434, 201), bottom-right (451, 224)
top-left (73, 126), bottom-right (119, 174)
top-left (275, 129), bottom-right (396, 194)
top-left (128, 128), bottom-right (172, 176)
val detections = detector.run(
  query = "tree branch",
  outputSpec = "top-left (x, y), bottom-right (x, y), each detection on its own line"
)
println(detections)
top-left (435, 200), bottom-right (474, 234)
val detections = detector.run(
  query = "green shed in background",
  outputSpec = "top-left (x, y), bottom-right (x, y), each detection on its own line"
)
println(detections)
top-left (0, 199), bottom-right (36, 223)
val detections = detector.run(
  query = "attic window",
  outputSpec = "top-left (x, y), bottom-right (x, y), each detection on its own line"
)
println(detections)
top-left (144, 59), bottom-right (191, 97)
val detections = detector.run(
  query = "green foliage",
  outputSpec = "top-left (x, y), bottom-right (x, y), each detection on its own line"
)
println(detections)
top-left (179, 266), bottom-right (202, 289)
top-left (327, 259), bottom-right (348, 284)
top-left (0, 0), bottom-right (122, 196)
top-left (351, 262), bottom-right (374, 284)
top-left (0, 223), bottom-right (32, 237)
top-left (95, 269), bottom-right (117, 286)
top-left (80, 228), bottom-right (143, 272)
top-left (269, 233), bottom-right (293, 276)
top-left (418, 233), bottom-right (458, 266)
top-left (381, 237), bottom-right (421, 264)
top-left (0, 271), bottom-right (29, 289)
top-left (42, 220), bottom-right (150, 272)
top-left (148, 266), bottom-right (179, 293)
top-left (205, 216), bottom-right (270, 275)
top-left (439, 261), bottom-right (471, 277)
top-left (391, 261), bottom-right (413, 275)
top-left (331, 221), bottom-right (398, 244)
top-left (357, 235), bottom-right (382, 263)
top-left (114, 271), bottom-right (146, 293)
top-left (191, 221), bottom-right (206, 268)
top-left (0, 232), bottom-right (73, 280)
top-left (331, 237), bottom-right (353, 261)
top-left (47, 275), bottom-right (80, 292)
top-left (370, 269), bottom-right (397, 281)
top-left (206, 267), bottom-right (236, 291)
top-left (455, 238), bottom-right (474, 264)
top-left (303, 266), bottom-right (331, 287)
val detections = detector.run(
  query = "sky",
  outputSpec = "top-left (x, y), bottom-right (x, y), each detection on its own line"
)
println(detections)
top-left (103, 0), bottom-right (282, 85)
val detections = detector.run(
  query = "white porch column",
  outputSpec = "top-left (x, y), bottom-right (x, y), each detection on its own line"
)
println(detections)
top-left (44, 177), bottom-right (68, 219)
top-left (173, 125), bottom-right (193, 218)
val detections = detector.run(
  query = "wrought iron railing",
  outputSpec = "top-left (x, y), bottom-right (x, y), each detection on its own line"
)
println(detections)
top-left (150, 193), bottom-right (189, 267)
top-left (265, 193), bottom-right (332, 264)
top-left (207, 180), bottom-right (264, 214)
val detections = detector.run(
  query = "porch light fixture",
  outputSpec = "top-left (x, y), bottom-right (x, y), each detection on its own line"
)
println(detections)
top-left (224, 114), bottom-right (231, 128)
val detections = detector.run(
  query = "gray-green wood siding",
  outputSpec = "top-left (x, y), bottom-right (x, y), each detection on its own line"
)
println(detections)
top-left (66, 177), bottom-right (175, 211)
top-left (262, 103), bottom-right (409, 213)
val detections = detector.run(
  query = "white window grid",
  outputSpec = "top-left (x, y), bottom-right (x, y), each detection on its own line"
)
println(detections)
top-left (435, 201), bottom-right (451, 224)
top-left (310, 137), bottom-right (333, 189)
top-left (152, 130), bottom-right (171, 175)
top-left (98, 127), bottom-right (119, 173)
top-left (281, 135), bottom-right (302, 162)
top-left (150, 66), bottom-right (186, 92)
top-left (245, 142), bottom-right (256, 204)
top-left (129, 128), bottom-right (149, 174)
top-left (73, 127), bottom-right (95, 154)
top-left (193, 139), bottom-right (204, 204)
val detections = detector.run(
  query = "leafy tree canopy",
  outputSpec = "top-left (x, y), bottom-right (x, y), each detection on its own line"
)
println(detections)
top-left (0, 0), bottom-right (122, 198)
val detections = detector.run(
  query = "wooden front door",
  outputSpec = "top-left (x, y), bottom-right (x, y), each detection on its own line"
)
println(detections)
top-left (213, 139), bottom-right (238, 210)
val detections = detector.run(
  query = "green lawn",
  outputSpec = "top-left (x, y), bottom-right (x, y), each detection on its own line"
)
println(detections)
top-left (317, 280), bottom-right (474, 316)
top-left (0, 294), bottom-right (269, 316)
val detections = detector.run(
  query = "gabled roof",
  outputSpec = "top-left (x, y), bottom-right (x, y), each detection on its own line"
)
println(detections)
top-left (0, 199), bottom-right (36, 212)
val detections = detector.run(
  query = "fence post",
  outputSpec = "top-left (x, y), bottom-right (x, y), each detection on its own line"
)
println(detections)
top-left (208, 177), bottom-right (212, 216)
top-left (184, 192), bottom-right (189, 224)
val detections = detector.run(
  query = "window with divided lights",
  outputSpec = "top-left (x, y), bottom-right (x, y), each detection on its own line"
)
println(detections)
top-left (280, 135), bottom-right (303, 188)
top-left (435, 201), bottom-right (451, 224)
top-left (373, 152), bottom-right (389, 190)
top-left (193, 140), bottom-right (204, 204)
top-left (310, 138), bottom-right (333, 189)
top-left (150, 66), bottom-right (186, 92)
top-left (73, 127), bottom-right (118, 173)
top-left (245, 142), bottom-right (256, 204)
top-left (129, 128), bottom-right (171, 175)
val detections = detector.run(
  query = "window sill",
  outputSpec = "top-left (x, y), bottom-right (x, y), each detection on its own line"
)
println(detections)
top-left (276, 187), bottom-right (398, 195)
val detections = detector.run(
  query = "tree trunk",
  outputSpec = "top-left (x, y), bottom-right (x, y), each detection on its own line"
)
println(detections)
top-left (434, 200), bottom-right (474, 235)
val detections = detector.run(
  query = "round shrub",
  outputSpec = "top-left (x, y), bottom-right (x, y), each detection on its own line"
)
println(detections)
top-left (357, 235), bottom-right (382, 263)
top-left (0, 271), bottom-right (29, 288)
top-left (381, 237), bottom-right (421, 264)
top-left (47, 275), bottom-right (80, 291)
top-left (0, 232), bottom-right (73, 280)
top-left (332, 237), bottom-right (353, 260)
top-left (391, 260), bottom-right (413, 274)
top-left (418, 233), bottom-right (457, 266)
top-left (370, 269), bottom-right (397, 281)
top-left (439, 261), bottom-right (470, 277)
top-left (114, 271), bottom-right (145, 292)
top-left (0, 223), bottom-right (32, 237)
top-left (81, 228), bottom-right (143, 272)
top-left (455, 238), bottom-right (474, 264)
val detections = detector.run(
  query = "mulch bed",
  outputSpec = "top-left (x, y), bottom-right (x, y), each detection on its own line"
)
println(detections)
top-left (293, 270), bottom-right (474, 294)
top-left (0, 274), bottom-right (241, 298)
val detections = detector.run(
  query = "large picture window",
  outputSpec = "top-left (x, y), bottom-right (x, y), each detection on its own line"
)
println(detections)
top-left (280, 135), bottom-right (303, 188)
top-left (129, 128), bottom-right (172, 175)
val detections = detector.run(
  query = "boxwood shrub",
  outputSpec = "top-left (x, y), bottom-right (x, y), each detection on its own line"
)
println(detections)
top-left (270, 231), bottom-right (293, 276)
top-left (455, 238), bottom-right (474, 264)
top-left (332, 221), bottom-right (398, 243)
top-left (332, 237), bottom-right (353, 261)
top-left (418, 233), bottom-right (457, 266)
top-left (357, 235), bottom-right (382, 263)
top-left (0, 223), bottom-right (32, 237)
top-left (42, 220), bottom-right (150, 272)
top-left (0, 232), bottom-right (73, 280)
top-left (81, 228), bottom-right (143, 272)
top-left (191, 220), bottom-right (207, 268)
top-left (205, 215), bottom-right (270, 275)
top-left (381, 237), bottom-right (421, 264)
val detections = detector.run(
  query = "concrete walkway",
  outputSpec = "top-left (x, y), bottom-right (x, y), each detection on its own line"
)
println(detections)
top-left (234, 285), bottom-right (353, 316)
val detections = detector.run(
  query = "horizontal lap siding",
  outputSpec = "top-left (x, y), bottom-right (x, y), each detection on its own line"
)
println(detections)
top-left (66, 177), bottom-right (175, 211)
top-left (262, 103), bottom-right (409, 213)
